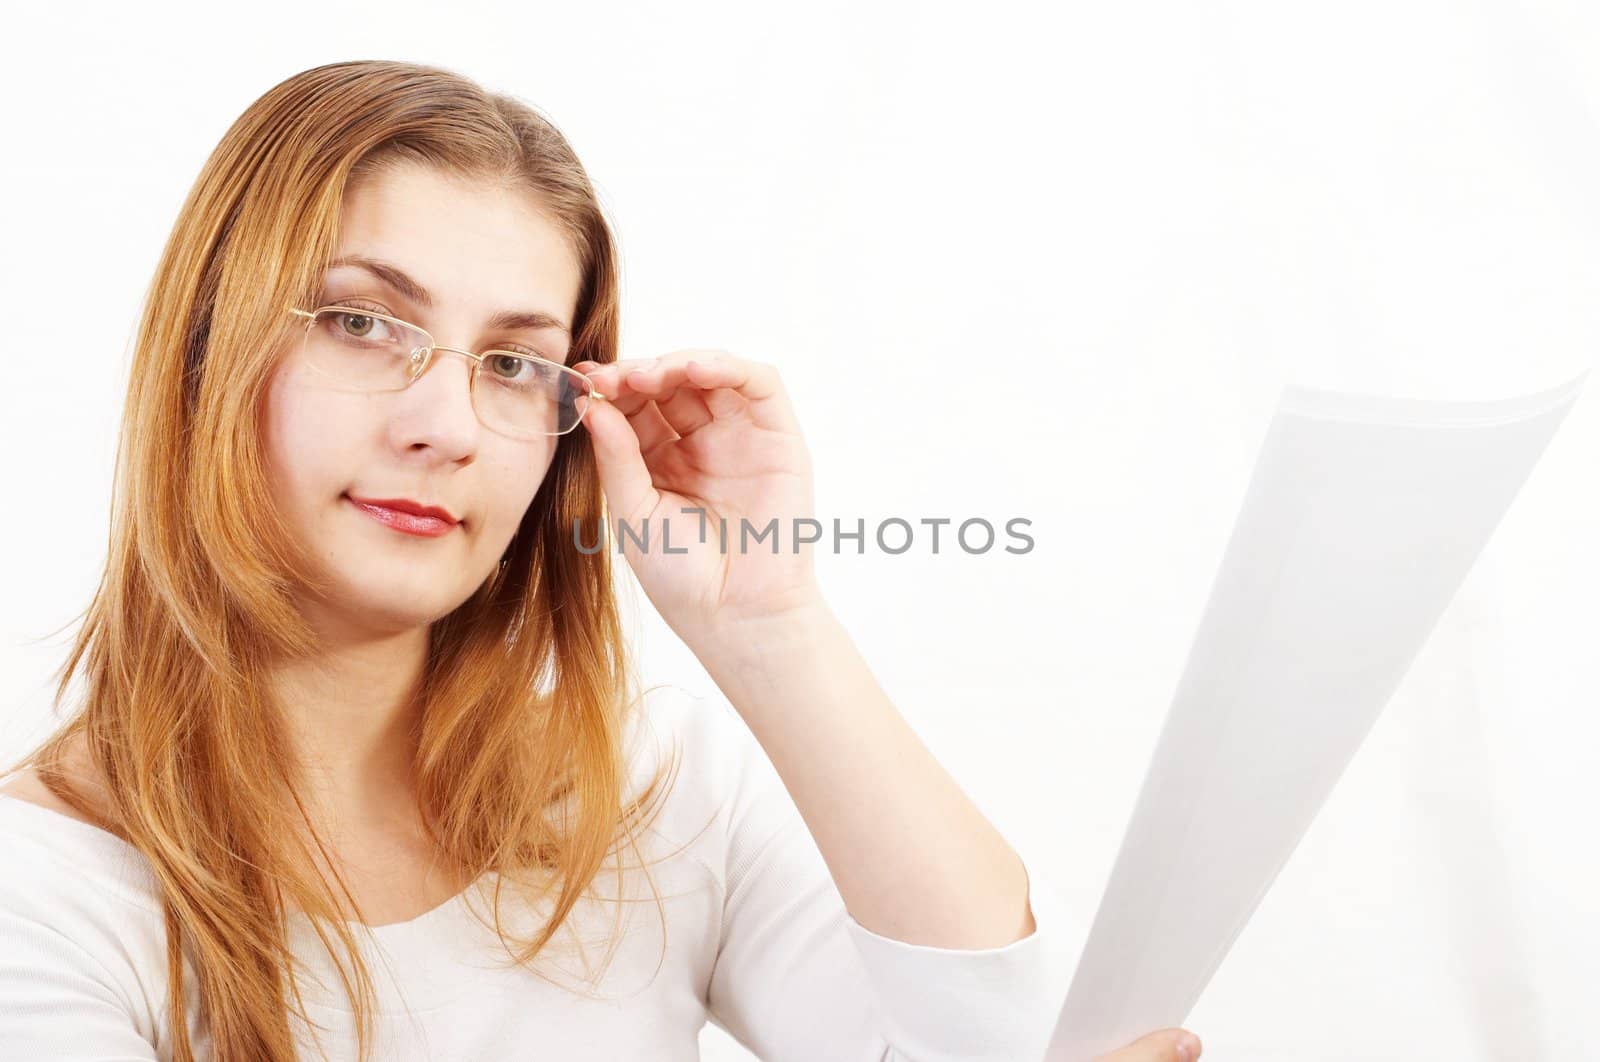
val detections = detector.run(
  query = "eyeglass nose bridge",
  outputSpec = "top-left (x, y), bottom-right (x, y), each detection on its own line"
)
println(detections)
top-left (404, 342), bottom-right (487, 383)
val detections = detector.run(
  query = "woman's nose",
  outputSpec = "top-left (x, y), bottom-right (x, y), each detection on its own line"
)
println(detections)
top-left (391, 346), bottom-right (483, 453)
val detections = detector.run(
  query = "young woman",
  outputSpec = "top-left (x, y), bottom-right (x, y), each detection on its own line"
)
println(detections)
top-left (0, 60), bottom-right (1203, 1062)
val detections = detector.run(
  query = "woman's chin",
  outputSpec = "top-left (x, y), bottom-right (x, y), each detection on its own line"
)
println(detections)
top-left (304, 576), bottom-right (471, 635)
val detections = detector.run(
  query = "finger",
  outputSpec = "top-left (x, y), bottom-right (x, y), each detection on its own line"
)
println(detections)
top-left (576, 387), bottom-right (659, 524)
top-left (625, 398), bottom-right (681, 457)
top-left (614, 356), bottom-right (722, 436)
top-left (1093, 1028), bottom-right (1203, 1062)
top-left (581, 359), bottom-right (663, 417)
top-left (582, 352), bottom-right (778, 436)
top-left (650, 384), bottom-right (716, 438)
top-left (684, 362), bottom-right (749, 420)
top-left (629, 353), bottom-right (792, 432)
top-left (611, 355), bottom-right (721, 435)
top-left (668, 353), bottom-right (798, 433)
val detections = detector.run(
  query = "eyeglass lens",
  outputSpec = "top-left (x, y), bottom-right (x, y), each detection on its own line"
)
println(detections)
top-left (300, 307), bottom-right (592, 437)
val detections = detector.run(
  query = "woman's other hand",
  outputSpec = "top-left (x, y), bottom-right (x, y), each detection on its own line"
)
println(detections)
top-left (1095, 1027), bottom-right (1204, 1062)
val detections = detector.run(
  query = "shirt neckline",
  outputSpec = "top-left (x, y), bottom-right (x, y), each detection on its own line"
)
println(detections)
top-left (0, 791), bottom-right (522, 1011)
top-left (0, 791), bottom-right (484, 940)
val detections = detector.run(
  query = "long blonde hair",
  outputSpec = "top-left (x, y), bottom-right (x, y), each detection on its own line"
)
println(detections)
top-left (2, 59), bottom-right (690, 1061)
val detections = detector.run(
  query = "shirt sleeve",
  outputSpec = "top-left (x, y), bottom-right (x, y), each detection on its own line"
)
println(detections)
top-left (0, 904), bottom-right (160, 1062)
top-left (696, 698), bottom-right (1079, 1062)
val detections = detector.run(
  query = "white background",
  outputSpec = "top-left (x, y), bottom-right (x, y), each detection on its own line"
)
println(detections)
top-left (4, 2), bottom-right (1597, 1059)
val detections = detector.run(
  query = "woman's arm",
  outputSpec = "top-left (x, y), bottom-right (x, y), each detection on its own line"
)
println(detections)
top-left (576, 349), bottom-right (1199, 1057)
top-left (692, 593), bottom-right (1036, 952)
top-left (577, 350), bottom-right (1032, 948)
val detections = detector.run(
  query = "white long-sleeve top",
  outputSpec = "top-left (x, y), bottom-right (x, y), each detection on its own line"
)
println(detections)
top-left (0, 686), bottom-right (1078, 1061)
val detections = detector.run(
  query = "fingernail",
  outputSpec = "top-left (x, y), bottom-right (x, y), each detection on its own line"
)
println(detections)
top-left (1176, 1033), bottom-right (1201, 1061)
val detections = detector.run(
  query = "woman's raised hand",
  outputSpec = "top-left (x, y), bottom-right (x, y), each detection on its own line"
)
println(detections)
top-left (573, 350), bottom-right (823, 647)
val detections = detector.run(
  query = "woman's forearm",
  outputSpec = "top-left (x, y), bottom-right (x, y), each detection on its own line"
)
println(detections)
top-left (690, 596), bottom-right (1037, 951)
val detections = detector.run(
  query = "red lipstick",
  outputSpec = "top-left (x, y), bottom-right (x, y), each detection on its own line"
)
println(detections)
top-left (346, 495), bottom-right (461, 538)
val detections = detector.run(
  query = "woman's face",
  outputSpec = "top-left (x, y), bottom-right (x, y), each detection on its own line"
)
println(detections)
top-left (263, 162), bottom-right (584, 635)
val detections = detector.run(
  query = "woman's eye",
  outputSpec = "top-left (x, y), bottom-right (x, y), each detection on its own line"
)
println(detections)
top-left (488, 354), bottom-right (531, 378)
top-left (339, 313), bottom-right (381, 338)
top-left (321, 299), bottom-right (396, 341)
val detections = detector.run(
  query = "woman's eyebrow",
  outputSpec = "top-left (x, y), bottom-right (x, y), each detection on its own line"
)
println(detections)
top-left (326, 254), bottom-right (572, 335)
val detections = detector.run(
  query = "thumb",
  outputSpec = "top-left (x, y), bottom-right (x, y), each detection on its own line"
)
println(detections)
top-left (579, 387), bottom-right (656, 525)
top-left (1094, 1027), bottom-right (1203, 1062)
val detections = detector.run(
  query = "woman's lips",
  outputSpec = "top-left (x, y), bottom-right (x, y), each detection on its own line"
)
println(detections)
top-left (345, 495), bottom-right (459, 538)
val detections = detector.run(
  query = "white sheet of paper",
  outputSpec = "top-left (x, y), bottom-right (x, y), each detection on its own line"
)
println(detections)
top-left (1044, 373), bottom-right (1589, 1062)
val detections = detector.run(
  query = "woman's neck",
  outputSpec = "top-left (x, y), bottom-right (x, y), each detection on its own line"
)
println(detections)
top-left (268, 618), bottom-right (430, 832)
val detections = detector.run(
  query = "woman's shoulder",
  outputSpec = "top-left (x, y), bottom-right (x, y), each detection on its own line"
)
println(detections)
top-left (0, 766), bottom-right (102, 822)
top-left (0, 770), bottom-right (172, 1050)
top-left (624, 683), bottom-right (800, 862)
top-left (0, 728), bottom-right (118, 828)
top-left (626, 683), bottom-right (765, 806)
top-left (0, 760), bottom-right (167, 922)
